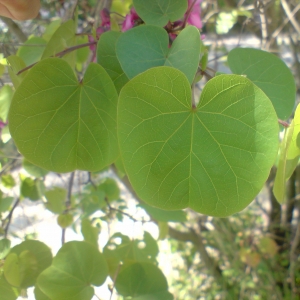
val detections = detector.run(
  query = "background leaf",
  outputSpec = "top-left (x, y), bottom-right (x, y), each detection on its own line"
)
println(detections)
top-left (116, 25), bottom-right (200, 83)
top-left (133, 0), bottom-right (187, 27)
top-left (37, 241), bottom-right (108, 300)
top-left (0, 85), bottom-right (13, 122)
top-left (228, 48), bottom-right (296, 120)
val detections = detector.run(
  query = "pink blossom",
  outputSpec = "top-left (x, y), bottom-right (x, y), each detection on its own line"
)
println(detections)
top-left (186, 0), bottom-right (202, 29)
top-left (122, 8), bottom-right (140, 32)
top-left (89, 8), bottom-right (111, 51)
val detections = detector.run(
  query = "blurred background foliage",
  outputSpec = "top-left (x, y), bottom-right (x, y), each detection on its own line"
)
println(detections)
top-left (0, 0), bottom-right (300, 299)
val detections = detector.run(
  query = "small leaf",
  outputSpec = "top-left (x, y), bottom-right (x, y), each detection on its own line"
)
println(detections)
top-left (44, 187), bottom-right (66, 214)
top-left (0, 197), bottom-right (14, 213)
top-left (81, 218), bottom-right (100, 247)
top-left (5, 240), bottom-right (52, 288)
top-left (116, 25), bottom-right (200, 83)
top-left (22, 159), bottom-right (49, 178)
top-left (0, 85), bottom-right (13, 122)
top-left (98, 178), bottom-right (120, 201)
top-left (118, 67), bottom-right (279, 217)
top-left (115, 262), bottom-right (169, 297)
top-left (41, 20), bottom-right (76, 68)
top-left (76, 35), bottom-right (89, 64)
top-left (42, 19), bottom-right (61, 41)
top-left (57, 214), bottom-right (73, 228)
top-left (0, 238), bottom-right (11, 259)
top-left (9, 58), bottom-right (119, 173)
top-left (6, 55), bottom-right (28, 88)
top-left (20, 177), bottom-right (45, 201)
top-left (97, 31), bottom-right (129, 93)
top-left (17, 37), bottom-right (47, 66)
top-left (140, 203), bottom-right (187, 222)
top-left (258, 237), bottom-right (277, 257)
top-left (37, 241), bottom-right (108, 300)
top-left (1, 175), bottom-right (15, 188)
top-left (133, 0), bottom-right (187, 27)
top-left (228, 48), bottom-right (296, 120)
top-left (158, 222), bottom-right (168, 240)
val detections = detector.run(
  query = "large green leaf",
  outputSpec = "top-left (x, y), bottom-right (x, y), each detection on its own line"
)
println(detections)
top-left (37, 241), bottom-right (108, 300)
top-left (133, 0), bottom-right (187, 27)
top-left (118, 67), bottom-right (279, 217)
top-left (228, 48), bottom-right (296, 120)
top-left (97, 31), bottom-right (129, 93)
top-left (116, 25), bottom-right (200, 83)
top-left (4, 240), bottom-right (52, 288)
top-left (9, 58), bottom-right (118, 173)
top-left (41, 20), bottom-right (76, 68)
top-left (22, 159), bottom-right (49, 178)
top-left (115, 262), bottom-right (170, 297)
top-left (0, 275), bottom-right (18, 300)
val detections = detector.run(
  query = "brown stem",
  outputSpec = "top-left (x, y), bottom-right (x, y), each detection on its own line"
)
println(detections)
top-left (4, 198), bottom-right (20, 238)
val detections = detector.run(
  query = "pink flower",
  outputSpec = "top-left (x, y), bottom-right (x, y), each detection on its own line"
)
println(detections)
top-left (186, 0), bottom-right (202, 29)
top-left (89, 8), bottom-right (111, 51)
top-left (122, 8), bottom-right (140, 32)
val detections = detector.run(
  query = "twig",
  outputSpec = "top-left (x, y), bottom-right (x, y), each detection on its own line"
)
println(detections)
top-left (61, 172), bottom-right (75, 245)
top-left (0, 17), bottom-right (27, 42)
top-left (109, 263), bottom-right (121, 300)
top-left (17, 41), bottom-right (97, 75)
top-left (257, 0), bottom-right (268, 49)
top-left (278, 119), bottom-right (290, 127)
top-left (266, 4), bottom-right (300, 50)
top-left (281, 0), bottom-right (300, 36)
top-left (4, 198), bottom-right (20, 238)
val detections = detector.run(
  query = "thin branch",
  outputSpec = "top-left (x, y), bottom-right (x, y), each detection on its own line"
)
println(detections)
top-left (61, 172), bottom-right (75, 245)
top-left (109, 263), bottom-right (121, 300)
top-left (0, 17), bottom-right (27, 42)
top-left (4, 198), bottom-right (20, 238)
top-left (281, 0), bottom-right (300, 36)
top-left (17, 41), bottom-right (97, 75)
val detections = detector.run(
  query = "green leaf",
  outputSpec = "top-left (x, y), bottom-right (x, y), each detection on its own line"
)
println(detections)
top-left (140, 203), bottom-right (187, 222)
top-left (42, 19), bottom-right (61, 42)
top-left (20, 177), bottom-right (45, 201)
top-left (118, 67), bottom-right (279, 217)
top-left (228, 48), bottom-right (296, 120)
top-left (81, 218), bottom-right (100, 247)
top-left (0, 275), bottom-right (18, 300)
top-left (34, 286), bottom-right (51, 300)
top-left (285, 104), bottom-right (300, 179)
top-left (0, 238), bottom-right (11, 259)
top-left (158, 222), bottom-right (169, 240)
top-left (115, 262), bottom-right (169, 297)
top-left (116, 25), bottom-right (200, 83)
top-left (76, 35), bottom-right (89, 64)
top-left (5, 240), bottom-right (52, 288)
top-left (57, 214), bottom-right (73, 228)
top-left (37, 241), bottom-right (108, 300)
top-left (17, 37), bottom-right (47, 66)
top-left (133, 0), bottom-right (187, 27)
top-left (273, 125), bottom-right (294, 204)
top-left (97, 31), bottom-right (129, 93)
top-left (6, 55), bottom-right (28, 89)
top-left (98, 178), bottom-right (120, 201)
top-left (9, 58), bottom-right (119, 173)
top-left (41, 20), bottom-right (76, 68)
top-left (22, 159), bottom-right (49, 178)
top-left (104, 232), bottom-right (158, 276)
top-left (1, 175), bottom-right (15, 188)
top-left (0, 197), bottom-right (14, 213)
top-left (44, 187), bottom-right (66, 214)
top-left (132, 291), bottom-right (174, 300)
top-left (0, 85), bottom-right (13, 122)
top-left (81, 190), bottom-right (106, 216)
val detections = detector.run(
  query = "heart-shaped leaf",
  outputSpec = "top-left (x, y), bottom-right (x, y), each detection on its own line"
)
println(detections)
top-left (37, 241), bottom-right (108, 300)
top-left (97, 31), bottom-right (129, 93)
top-left (228, 48), bottom-right (296, 120)
top-left (9, 58), bottom-right (118, 173)
top-left (133, 0), bottom-right (187, 27)
top-left (116, 25), bottom-right (200, 84)
top-left (117, 67), bottom-right (279, 217)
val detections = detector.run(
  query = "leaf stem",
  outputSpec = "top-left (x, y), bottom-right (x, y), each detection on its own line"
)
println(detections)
top-left (278, 119), bottom-right (290, 127)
